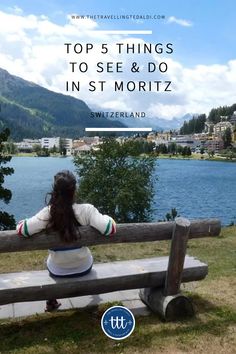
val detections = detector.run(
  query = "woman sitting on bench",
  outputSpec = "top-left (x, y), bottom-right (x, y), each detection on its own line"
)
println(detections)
top-left (16, 170), bottom-right (116, 312)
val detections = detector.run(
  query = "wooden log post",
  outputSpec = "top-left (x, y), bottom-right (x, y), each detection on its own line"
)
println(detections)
top-left (139, 217), bottom-right (195, 320)
top-left (164, 217), bottom-right (191, 295)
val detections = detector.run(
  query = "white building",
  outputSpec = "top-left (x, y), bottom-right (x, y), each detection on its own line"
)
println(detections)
top-left (15, 142), bottom-right (33, 151)
top-left (23, 139), bottom-right (41, 145)
top-left (63, 138), bottom-right (73, 155)
top-left (41, 137), bottom-right (60, 149)
top-left (16, 139), bottom-right (41, 151)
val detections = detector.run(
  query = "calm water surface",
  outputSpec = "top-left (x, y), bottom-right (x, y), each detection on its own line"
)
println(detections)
top-left (1, 157), bottom-right (236, 225)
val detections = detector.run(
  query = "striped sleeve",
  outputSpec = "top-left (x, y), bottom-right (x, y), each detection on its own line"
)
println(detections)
top-left (16, 207), bottom-right (50, 237)
top-left (77, 204), bottom-right (116, 236)
top-left (104, 218), bottom-right (116, 236)
top-left (17, 220), bottom-right (30, 237)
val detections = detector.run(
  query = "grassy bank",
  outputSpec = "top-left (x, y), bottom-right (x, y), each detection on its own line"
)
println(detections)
top-left (0, 226), bottom-right (235, 353)
top-left (7, 152), bottom-right (236, 163)
top-left (9, 153), bottom-right (61, 157)
top-left (157, 153), bottom-right (236, 162)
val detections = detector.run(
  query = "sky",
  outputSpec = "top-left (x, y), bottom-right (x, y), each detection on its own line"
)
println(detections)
top-left (0, 0), bottom-right (236, 122)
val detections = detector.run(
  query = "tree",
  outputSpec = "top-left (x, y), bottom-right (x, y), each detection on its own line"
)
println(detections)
top-left (165, 208), bottom-right (179, 221)
top-left (177, 145), bottom-right (183, 155)
top-left (2, 141), bottom-right (18, 155)
top-left (74, 138), bottom-right (156, 223)
top-left (156, 143), bottom-right (168, 154)
top-left (208, 150), bottom-right (215, 158)
top-left (0, 128), bottom-right (16, 230)
top-left (50, 145), bottom-right (58, 154)
top-left (208, 104), bottom-right (236, 124)
top-left (36, 147), bottom-right (50, 157)
top-left (32, 144), bottom-right (41, 153)
top-left (180, 114), bottom-right (206, 134)
top-left (186, 147), bottom-right (192, 156)
top-left (182, 146), bottom-right (191, 157)
top-left (168, 142), bottom-right (177, 155)
top-left (59, 138), bottom-right (66, 156)
top-left (200, 147), bottom-right (205, 155)
top-left (222, 127), bottom-right (232, 148)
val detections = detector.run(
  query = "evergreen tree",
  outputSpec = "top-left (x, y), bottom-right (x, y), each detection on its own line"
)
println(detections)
top-left (180, 114), bottom-right (206, 134)
top-left (168, 142), bottom-right (177, 155)
top-left (177, 145), bottom-right (183, 154)
top-left (186, 147), bottom-right (192, 156)
top-left (223, 127), bottom-right (232, 148)
top-left (0, 128), bottom-right (16, 230)
top-left (208, 104), bottom-right (236, 123)
top-left (59, 138), bottom-right (66, 156)
top-left (50, 145), bottom-right (58, 154)
top-left (156, 144), bottom-right (168, 154)
top-left (182, 146), bottom-right (191, 157)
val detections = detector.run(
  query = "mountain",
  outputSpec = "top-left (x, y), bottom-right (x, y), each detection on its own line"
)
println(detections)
top-left (0, 68), bottom-right (125, 140)
top-left (122, 114), bottom-right (193, 131)
top-left (89, 104), bottom-right (193, 131)
top-left (154, 114), bottom-right (193, 131)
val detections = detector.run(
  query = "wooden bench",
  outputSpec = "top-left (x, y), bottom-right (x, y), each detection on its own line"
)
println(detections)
top-left (0, 217), bottom-right (221, 320)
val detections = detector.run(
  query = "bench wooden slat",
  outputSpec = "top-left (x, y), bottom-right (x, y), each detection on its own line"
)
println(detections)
top-left (0, 219), bottom-right (221, 253)
top-left (0, 255), bottom-right (208, 305)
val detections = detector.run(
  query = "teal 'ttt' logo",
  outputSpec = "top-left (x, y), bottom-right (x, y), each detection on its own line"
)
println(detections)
top-left (101, 306), bottom-right (135, 340)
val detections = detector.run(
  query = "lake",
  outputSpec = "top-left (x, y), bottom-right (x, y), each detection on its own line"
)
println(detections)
top-left (1, 157), bottom-right (236, 225)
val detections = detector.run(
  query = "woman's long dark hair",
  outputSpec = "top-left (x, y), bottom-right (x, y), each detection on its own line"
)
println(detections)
top-left (47, 170), bottom-right (79, 242)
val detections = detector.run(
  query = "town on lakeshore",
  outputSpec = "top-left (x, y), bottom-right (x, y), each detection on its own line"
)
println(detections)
top-left (3, 111), bottom-right (236, 159)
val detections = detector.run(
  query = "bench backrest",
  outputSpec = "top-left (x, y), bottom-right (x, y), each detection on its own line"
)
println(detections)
top-left (0, 218), bottom-right (221, 253)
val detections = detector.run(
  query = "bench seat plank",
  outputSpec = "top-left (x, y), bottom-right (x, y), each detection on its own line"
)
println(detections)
top-left (0, 255), bottom-right (208, 305)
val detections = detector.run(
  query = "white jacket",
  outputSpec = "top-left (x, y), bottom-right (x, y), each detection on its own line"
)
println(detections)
top-left (17, 204), bottom-right (116, 276)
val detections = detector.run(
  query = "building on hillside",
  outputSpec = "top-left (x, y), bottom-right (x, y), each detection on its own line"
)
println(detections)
top-left (213, 121), bottom-right (234, 137)
top-left (205, 138), bottom-right (224, 152)
top-left (155, 138), bottom-right (169, 146)
top-left (230, 111), bottom-right (236, 126)
top-left (170, 136), bottom-right (200, 151)
top-left (156, 132), bottom-right (171, 141)
top-left (193, 133), bottom-right (209, 141)
top-left (219, 115), bottom-right (228, 121)
top-left (204, 121), bottom-right (214, 134)
top-left (147, 132), bottom-right (156, 142)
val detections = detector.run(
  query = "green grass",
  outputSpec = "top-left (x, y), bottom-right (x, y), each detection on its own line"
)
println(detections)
top-left (0, 226), bottom-right (235, 353)
top-left (0, 301), bottom-right (235, 354)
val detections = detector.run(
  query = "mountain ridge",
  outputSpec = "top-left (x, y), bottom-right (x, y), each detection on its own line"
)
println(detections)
top-left (0, 68), bottom-right (125, 140)
top-left (89, 104), bottom-right (193, 131)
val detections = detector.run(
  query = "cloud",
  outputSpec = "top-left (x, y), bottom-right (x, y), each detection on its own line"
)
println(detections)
top-left (0, 9), bottom-right (235, 122)
top-left (167, 16), bottom-right (193, 27)
top-left (7, 5), bottom-right (23, 15)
